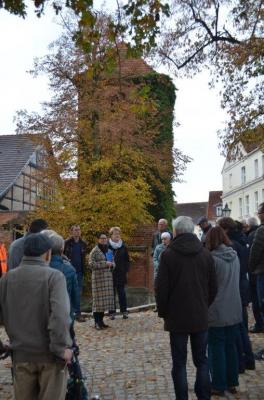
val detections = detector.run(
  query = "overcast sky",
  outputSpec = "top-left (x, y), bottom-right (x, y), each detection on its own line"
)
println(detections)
top-left (0, 1), bottom-right (225, 203)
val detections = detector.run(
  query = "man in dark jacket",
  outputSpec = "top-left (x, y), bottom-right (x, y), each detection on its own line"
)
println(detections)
top-left (64, 225), bottom-right (87, 322)
top-left (197, 216), bottom-right (212, 246)
top-left (246, 216), bottom-right (264, 333)
top-left (8, 218), bottom-right (48, 270)
top-left (249, 203), bottom-right (264, 359)
top-left (156, 216), bottom-right (217, 400)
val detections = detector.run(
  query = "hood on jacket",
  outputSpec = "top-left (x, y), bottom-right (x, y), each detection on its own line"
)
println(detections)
top-left (211, 244), bottom-right (237, 263)
top-left (169, 233), bottom-right (203, 256)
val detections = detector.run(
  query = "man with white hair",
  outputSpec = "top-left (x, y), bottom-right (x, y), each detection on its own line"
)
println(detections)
top-left (41, 230), bottom-right (79, 324)
top-left (151, 218), bottom-right (172, 255)
top-left (156, 216), bottom-right (217, 400)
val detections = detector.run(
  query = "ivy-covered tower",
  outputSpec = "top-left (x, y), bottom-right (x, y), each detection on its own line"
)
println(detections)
top-left (78, 44), bottom-right (176, 222)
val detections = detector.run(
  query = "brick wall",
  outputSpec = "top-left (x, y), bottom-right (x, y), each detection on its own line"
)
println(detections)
top-left (127, 224), bottom-right (156, 291)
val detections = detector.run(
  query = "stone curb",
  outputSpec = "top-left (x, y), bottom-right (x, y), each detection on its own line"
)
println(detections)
top-left (81, 303), bottom-right (156, 318)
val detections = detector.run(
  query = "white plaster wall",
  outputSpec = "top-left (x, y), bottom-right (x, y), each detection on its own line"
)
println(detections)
top-left (222, 148), bottom-right (264, 220)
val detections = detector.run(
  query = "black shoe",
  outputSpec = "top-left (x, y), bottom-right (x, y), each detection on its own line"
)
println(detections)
top-left (254, 349), bottom-right (264, 360)
top-left (211, 389), bottom-right (225, 397)
top-left (227, 387), bottom-right (237, 394)
top-left (76, 314), bottom-right (86, 322)
top-left (109, 314), bottom-right (115, 320)
top-left (122, 312), bottom-right (128, 319)
top-left (245, 362), bottom-right (256, 370)
top-left (94, 323), bottom-right (103, 330)
top-left (249, 325), bottom-right (264, 333)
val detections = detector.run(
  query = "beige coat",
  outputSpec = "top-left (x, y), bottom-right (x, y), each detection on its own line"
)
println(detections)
top-left (89, 245), bottom-right (115, 312)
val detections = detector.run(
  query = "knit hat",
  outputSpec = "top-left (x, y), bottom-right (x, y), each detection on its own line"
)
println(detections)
top-left (197, 216), bottom-right (208, 226)
top-left (24, 233), bottom-right (52, 257)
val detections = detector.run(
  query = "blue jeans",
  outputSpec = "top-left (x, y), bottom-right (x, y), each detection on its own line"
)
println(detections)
top-left (170, 331), bottom-right (210, 400)
top-left (76, 271), bottom-right (83, 315)
top-left (257, 274), bottom-right (264, 313)
top-left (208, 325), bottom-right (239, 391)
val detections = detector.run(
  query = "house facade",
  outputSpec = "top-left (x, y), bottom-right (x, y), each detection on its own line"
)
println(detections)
top-left (207, 191), bottom-right (223, 224)
top-left (0, 134), bottom-right (51, 241)
top-left (222, 143), bottom-right (264, 221)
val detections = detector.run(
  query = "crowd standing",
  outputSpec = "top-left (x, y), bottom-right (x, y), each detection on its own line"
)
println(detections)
top-left (0, 207), bottom-right (263, 399)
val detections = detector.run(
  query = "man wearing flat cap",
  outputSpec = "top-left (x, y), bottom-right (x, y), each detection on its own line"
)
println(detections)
top-left (198, 216), bottom-right (212, 246)
top-left (0, 233), bottom-right (72, 400)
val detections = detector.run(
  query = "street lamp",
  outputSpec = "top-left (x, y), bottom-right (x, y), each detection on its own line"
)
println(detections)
top-left (222, 203), bottom-right (231, 217)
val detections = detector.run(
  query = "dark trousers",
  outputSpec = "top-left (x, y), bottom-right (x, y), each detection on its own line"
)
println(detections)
top-left (169, 331), bottom-right (210, 400)
top-left (208, 325), bottom-right (239, 392)
top-left (236, 322), bottom-right (255, 370)
top-left (257, 275), bottom-right (264, 312)
top-left (75, 271), bottom-right (83, 315)
top-left (93, 312), bottom-right (104, 324)
top-left (250, 281), bottom-right (264, 329)
top-left (110, 285), bottom-right (127, 313)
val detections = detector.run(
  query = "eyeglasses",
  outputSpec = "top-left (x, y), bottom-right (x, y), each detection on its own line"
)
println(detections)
top-left (99, 237), bottom-right (107, 240)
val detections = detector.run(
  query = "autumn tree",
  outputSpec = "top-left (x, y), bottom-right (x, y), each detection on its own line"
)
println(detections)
top-left (16, 15), bottom-right (188, 244)
top-left (122, 0), bottom-right (264, 154)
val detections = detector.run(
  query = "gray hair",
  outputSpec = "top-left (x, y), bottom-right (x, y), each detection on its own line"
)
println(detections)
top-left (247, 217), bottom-right (259, 227)
top-left (41, 229), bottom-right (64, 255)
top-left (161, 232), bottom-right (171, 240)
top-left (172, 216), bottom-right (194, 235)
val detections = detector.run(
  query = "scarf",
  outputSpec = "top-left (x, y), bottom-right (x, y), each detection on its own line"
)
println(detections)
top-left (109, 238), bottom-right (123, 250)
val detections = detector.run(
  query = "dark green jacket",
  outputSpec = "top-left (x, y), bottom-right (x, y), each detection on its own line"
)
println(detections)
top-left (249, 224), bottom-right (264, 275)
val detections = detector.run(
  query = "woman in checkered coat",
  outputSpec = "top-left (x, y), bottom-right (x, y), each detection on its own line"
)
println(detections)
top-left (89, 232), bottom-right (115, 330)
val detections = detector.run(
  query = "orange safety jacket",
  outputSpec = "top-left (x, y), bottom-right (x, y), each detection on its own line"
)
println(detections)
top-left (0, 243), bottom-right (7, 275)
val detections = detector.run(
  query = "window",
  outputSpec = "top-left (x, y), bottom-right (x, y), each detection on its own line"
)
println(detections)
top-left (255, 191), bottom-right (259, 212)
top-left (216, 206), bottom-right (222, 217)
top-left (241, 166), bottom-right (246, 184)
top-left (229, 173), bottom-right (232, 188)
top-left (239, 198), bottom-right (243, 217)
top-left (245, 195), bottom-right (250, 216)
top-left (254, 159), bottom-right (259, 178)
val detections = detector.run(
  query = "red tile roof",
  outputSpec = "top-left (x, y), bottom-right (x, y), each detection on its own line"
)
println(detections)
top-left (175, 202), bottom-right (208, 225)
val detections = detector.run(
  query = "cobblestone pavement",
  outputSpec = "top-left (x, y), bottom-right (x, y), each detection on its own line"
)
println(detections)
top-left (0, 310), bottom-right (264, 399)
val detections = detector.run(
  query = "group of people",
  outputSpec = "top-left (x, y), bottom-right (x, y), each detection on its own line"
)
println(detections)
top-left (0, 220), bottom-right (130, 399)
top-left (152, 206), bottom-right (264, 399)
top-left (0, 208), bottom-right (264, 399)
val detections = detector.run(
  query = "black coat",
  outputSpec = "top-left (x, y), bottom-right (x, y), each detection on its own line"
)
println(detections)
top-left (108, 243), bottom-right (130, 287)
top-left (228, 231), bottom-right (250, 306)
top-left (156, 233), bottom-right (217, 333)
top-left (249, 224), bottom-right (264, 275)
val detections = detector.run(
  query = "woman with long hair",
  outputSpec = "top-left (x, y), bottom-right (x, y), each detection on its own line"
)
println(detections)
top-left (206, 226), bottom-right (242, 396)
